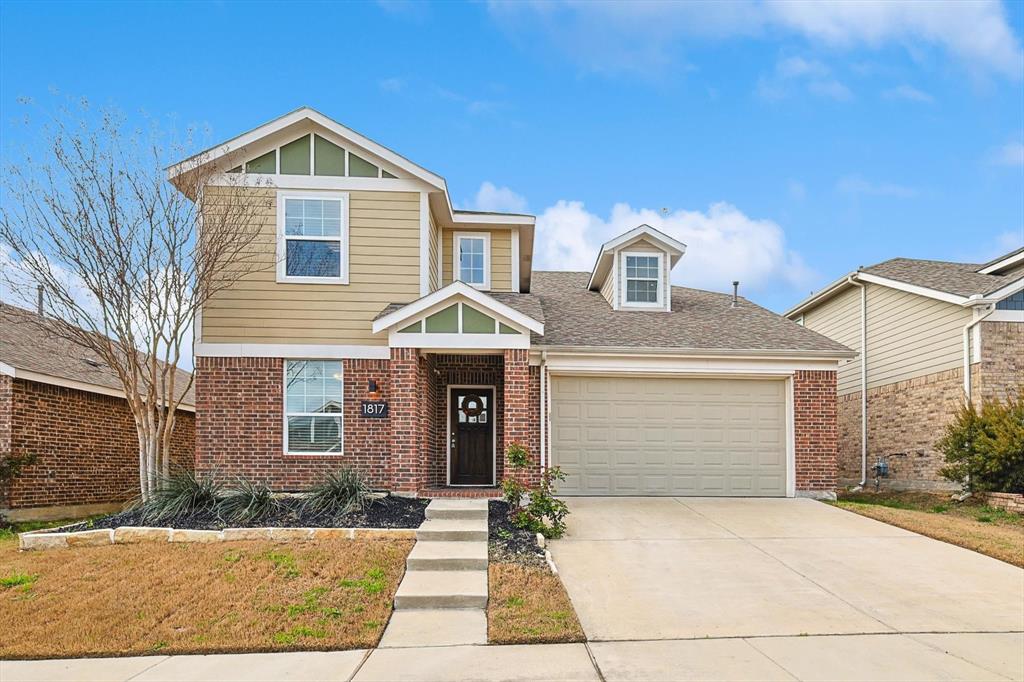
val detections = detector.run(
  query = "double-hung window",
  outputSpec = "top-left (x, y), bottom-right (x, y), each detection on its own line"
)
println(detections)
top-left (624, 254), bottom-right (662, 305)
top-left (454, 232), bottom-right (490, 289)
top-left (278, 193), bottom-right (348, 283)
top-left (284, 360), bottom-right (344, 454)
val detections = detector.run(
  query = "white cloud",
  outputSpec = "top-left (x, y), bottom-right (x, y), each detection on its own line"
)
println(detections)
top-left (882, 84), bottom-right (934, 102)
top-left (488, 0), bottom-right (1023, 78)
top-left (991, 140), bottom-right (1024, 166)
top-left (836, 174), bottom-right (919, 198)
top-left (464, 182), bottom-right (529, 214)
top-left (758, 56), bottom-right (853, 101)
top-left (534, 200), bottom-right (815, 292)
top-left (378, 77), bottom-right (405, 93)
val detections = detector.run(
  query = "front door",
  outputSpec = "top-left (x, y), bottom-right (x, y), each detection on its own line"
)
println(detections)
top-left (450, 387), bottom-right (494, 485)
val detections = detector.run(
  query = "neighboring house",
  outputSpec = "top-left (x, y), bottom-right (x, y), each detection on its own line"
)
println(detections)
top-left (0, 304), bottom-right (195, 521)
top-left (786, 249), bottom-right (1024, 490)
top-left (170, 107), bottom-right (852, 500)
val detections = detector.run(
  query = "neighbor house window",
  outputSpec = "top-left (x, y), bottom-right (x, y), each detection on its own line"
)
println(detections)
top-left (454, 232), bottom-right (490, 289)
top-left (624, 254), bottom-right (661, 304)
top-left (284, 360), bottom-right (343, 454)
top-left (278, 194), bottom-right (348, 283)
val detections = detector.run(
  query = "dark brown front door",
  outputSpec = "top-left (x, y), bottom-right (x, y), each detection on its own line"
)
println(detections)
top-left (450, 387), bottom-right (494, 485)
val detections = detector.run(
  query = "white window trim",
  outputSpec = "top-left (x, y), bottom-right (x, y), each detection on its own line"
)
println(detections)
top-left (620, 251), bottom-right (665, 309)
top-left (276, 191), bottom-right (350, 285)
top-left (283, 360), bottom-right (345, 456)
top-left (453, 231), bottom-right (491, 290)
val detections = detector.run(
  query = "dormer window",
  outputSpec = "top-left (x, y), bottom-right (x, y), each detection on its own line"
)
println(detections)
top-left (455, 232), bottom-right (491, 290)
top-left (621, 252), bottom-right (664, 307)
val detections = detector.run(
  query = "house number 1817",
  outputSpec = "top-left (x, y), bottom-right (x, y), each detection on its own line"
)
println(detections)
top-left (360, 401), bottom-right (389, 418)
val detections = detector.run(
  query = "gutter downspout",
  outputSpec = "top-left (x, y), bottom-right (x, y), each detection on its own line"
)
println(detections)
top-left (539, 350), bottom-right (548, 469)
top-left (847, 275), bottom-right (868, 489)
top-left (962, 299), bottom-right (995, 399)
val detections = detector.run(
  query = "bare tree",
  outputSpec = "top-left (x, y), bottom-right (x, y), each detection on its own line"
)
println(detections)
top-left (0, 99), bottom-right (271, 499)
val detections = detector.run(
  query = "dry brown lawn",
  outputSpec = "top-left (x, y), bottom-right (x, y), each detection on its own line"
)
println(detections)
top-left (0, 534), bottom-right (412, 659)
top-left (487, 562), bottom-right (584, 645)
top-left (835, 492), bottom-right (1024, 568)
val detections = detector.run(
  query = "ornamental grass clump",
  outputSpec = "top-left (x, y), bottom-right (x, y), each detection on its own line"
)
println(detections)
top-left (219, 477), bottom-right (280, 523)
top-left (138, 470), bottom-right (222, 523)
top-left (303, 467), bottom-right (372, 520)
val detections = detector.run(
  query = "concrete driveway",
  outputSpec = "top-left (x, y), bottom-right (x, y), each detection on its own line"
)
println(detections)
top-left (550, 497), bottom-right (1024, 681)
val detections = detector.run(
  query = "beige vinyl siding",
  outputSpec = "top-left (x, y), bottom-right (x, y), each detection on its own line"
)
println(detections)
top-left (600, 263), bottom-right (616, 307)
top-left (428, 210), bottom-right (440, 291)
top-left (802, 287), bottom-right (862, 395)
top-left (441, 228), bottom-right (514, 292)
top-left (802, 283), bottom-right (972, 395)
top-left (201, 188), bottom-right (420, 345)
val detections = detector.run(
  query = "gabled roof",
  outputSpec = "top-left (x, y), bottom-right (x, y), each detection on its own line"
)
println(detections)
top-left (0, 304), bottom-right (195, 409)
top-left (531, 272), bottom-right (853, 356)
top-left (978, 245), bottom-right (1024, 275)
top-left (587, 224), bottom-right (687, 291)
top-left (371, 281), bottom-right (544, 335)
top-left (785, 247), bottom-right (1024, 318)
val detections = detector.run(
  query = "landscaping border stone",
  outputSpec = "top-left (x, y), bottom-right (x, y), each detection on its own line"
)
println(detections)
top-left (19, 525), bottom-right (416, 551)
top-left (983, 492), bottom-right (1024, 515)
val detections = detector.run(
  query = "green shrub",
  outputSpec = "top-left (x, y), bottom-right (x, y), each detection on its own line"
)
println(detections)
top-left (937, 392), bottom-right (1024, 494)
top-left (500, 442), bottom-right (570, 539)
top-left (303, 467), bottom-right (372, 519)
top-left (219, 477), bottom-right (279, 523)
top-left (139, 470), bottom-right (222, 523)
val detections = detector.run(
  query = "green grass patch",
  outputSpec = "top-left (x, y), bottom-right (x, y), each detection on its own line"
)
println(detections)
top-left (261, 550), bottom-right (299, 579)
top-left (339, 568), bottom-right (387, 595)
top-left (272, 625), bottom-right (326, 645)
top-left (1, 573), bottom-right (38, 589)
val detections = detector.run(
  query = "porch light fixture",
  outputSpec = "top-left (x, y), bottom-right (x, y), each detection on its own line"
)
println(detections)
top-left (367, 379), bottom-right (380, 400)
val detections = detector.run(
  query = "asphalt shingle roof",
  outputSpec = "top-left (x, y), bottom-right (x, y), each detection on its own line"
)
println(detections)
top-left (1, 303), bottom-right (195, 406)
top-left (862, 257), bottom-right (1021, 298)
top-left (530, 272), bottom-right (852, 354)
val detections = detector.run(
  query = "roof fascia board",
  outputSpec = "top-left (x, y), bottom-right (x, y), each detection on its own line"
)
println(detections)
top-left (978, 249), bottom-right (1024, 275)
top-left (371, 281), bottom-right (544, 334)
top-left (205, 174), bottom-right (436, 193)
top-left (452, 212), bottom-right (536, 227)
top-left (977, 276), bottom-right (1024, 302)
top-left (535, 345), bottom-right (856, 360)
top-left (854, 272), bottom-right (969, 305)
top-left (784, 273), bottom-right (854, 318)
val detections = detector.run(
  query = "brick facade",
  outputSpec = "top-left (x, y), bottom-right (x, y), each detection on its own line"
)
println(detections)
top-left (1, 378), bottom-right (194, 515)
top-left (835, 322), bottom-right (1022, 491)
top-left (195, 356), bottom-right (393, 490)
top-left (793, 370), bottom-right (838, 495)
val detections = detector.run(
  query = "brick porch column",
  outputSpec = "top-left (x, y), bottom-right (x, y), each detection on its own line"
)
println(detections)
top-left (794, 369), bottom-right (838, 497)
top-left (390, 347), bottom-right (422, 494)
top-left (502, 348), bottom-right (536, 483)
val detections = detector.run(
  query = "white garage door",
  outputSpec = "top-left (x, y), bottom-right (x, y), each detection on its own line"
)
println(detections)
top-left (551, 375), bottom-right (788, 496)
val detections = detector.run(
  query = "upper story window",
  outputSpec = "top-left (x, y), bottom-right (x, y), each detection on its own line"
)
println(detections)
top-left (277, 193), bottom-right (348, 284)
top-left (454, 232), bottom-right (491, 290)
top-left (623, 253), bottom-right (662, 306)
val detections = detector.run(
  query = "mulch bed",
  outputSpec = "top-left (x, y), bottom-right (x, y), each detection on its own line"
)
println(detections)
top-left (488, 500), bottom-right (546, 568)
top-left (52, 496), bottom-right (428, 533)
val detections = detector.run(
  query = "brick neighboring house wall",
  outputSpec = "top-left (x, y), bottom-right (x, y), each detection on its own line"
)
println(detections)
top-left (195, 356), bottom-right (392, 490)
top-left (2, 378), bottom-right (194, 515)
top-left (973, 321), bottom-right (1023, 404)
top-left (794, 370), bottom-right (838, 495)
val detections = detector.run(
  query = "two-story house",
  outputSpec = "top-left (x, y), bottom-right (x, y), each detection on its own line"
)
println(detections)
top-left (169, 107), bottom-right (853, 499)
top-left (786, 250), bottom-right (1024, 490)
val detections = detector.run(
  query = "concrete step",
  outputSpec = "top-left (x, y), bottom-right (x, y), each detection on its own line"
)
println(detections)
top-left (416, 518), bottom-right (488, 542)
top-left (425, 498), bottom-right (490, 521)
top-left (379, 609), bottom-right (487, 647)
top-left (394, 570), bottom-right (488, 610)
top-left (407, 540), bottom-right (488, 571)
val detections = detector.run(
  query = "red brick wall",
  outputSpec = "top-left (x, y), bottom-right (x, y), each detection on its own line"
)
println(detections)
top-left (794, 370), bottom-right (838, 494)
top-left (195, 356), bottom-right (392, 490)
top-left (389, 348), bottom-right (419, 493)
top-left (3, 378), bottom-right (194, 510)
top-left (503, 349), bottom-right (540, 484)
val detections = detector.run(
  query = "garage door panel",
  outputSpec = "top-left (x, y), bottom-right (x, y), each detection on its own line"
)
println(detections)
top-left (552, 376), bottom-right (787, 497)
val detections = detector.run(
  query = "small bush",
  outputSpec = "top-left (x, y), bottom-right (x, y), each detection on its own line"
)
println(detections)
top-left (938, 392), bottom-right (1024, 494)
top-left (500, 442), bottom-right (570, 539)
top-left (304, 467), bottom-right (372, 519)
top-left (139, 470), bottom-right (223, 523)
top-left (219, 477), bottom-right (279, 523)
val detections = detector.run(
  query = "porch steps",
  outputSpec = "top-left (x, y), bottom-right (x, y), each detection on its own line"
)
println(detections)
top-left (415, 518), bottom-right (488, 542)
top-left (385, 499), bottom-right (491, 645)
top-left (424, 498), bottom-right (490, 520)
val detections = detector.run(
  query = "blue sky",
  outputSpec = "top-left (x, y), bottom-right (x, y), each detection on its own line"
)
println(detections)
top-left (2, 0), bottom-right (1022, 312)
